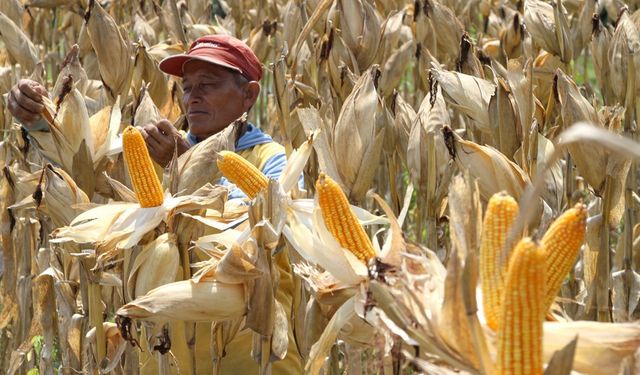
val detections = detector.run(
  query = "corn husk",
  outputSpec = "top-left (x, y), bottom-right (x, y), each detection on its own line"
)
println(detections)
top-left (328, 0), bottom-right (382, 69)
top-left (608, 10), bottom-right (640, 104)
top-left (0, 11), bottom-right (38, 73)
top-left (426, 0), bottom-right (465, 65)
top-left (378, 39), bottom-right (414, 98)
top-left (127, 233), bottom-right (180, 300)
top-left (554, 69), bottom-right (606, 192)
top-left (132, 86), bottom-right (162, 128)
top-left (132, 13), bottom-right (157, 46)
top-left (524, 0), bottom-right (573, 61)
top-left (443, 126), bottom-right (530, 201)
top-left (0, 0), bottom-right (22, 27)
top-left (173, 121), bottom-right (235, 196)
top-left (85, 322), bottom-right (127, 374)
top-left (85, 0), bottom-right (133, 103)
top-left (35, 165), bottom-right (90, 228)
top-left (132, 43), bottom-right (169, 108)
top-left (52, 45), bottom-right (89, 98)
top-left (331, 66), bottom-right (388, 203)
top-left (117, 280), bottom-right (246, 322)
top-left (431, 63), bottom-right (495, 134)
top-left (407, 85), bottom-right (450, 193)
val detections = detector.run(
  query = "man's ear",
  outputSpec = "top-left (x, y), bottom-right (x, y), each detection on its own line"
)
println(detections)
top-left (243, 81), bottom-right (261, 110)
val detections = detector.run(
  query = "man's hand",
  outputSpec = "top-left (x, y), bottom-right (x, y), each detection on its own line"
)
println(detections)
top-left (7, 79), bottom-right (49, 130)
top-left (139, 120), bottom-right (190, 167)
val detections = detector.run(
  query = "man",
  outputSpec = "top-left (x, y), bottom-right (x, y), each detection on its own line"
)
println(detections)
top-left (9, 35), bottom-right (288, 199)
top-left (8, 35), bottom-right (303, 373)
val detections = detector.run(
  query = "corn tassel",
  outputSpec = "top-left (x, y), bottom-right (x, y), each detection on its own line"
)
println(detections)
top-left (496, 237), bottom-right (545, 375)
top-left (480, 192), bottom-right (519, 331)
top-left (217, 150), bottom-right (268, 199)
top-left (122, 126), bottom-right (164, 207)
top-left (541, 203), bottom-right (588, 313)
top-left (315, 173), bottom-right (375, 263)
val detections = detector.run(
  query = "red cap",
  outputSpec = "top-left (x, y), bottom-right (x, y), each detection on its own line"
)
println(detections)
top-left (159, 34), bottom-right (263, 81)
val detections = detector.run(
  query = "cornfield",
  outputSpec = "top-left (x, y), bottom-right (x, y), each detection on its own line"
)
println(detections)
top-left (1, 0), bottom-right (640, 373)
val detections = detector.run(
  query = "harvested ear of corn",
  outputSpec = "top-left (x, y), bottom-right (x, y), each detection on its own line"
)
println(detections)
top-left (315, 172), bottom-right (375, 263)
top-left (496, 237), bottom-right (545, 375)
top-left (116, 280), bottom-right (246, 322)
top-left (127, 233), bottom-right (180, 300)
top-left (122, 126), bottom-right (164, 207)
top-left (217, 150), bottom-right (268, 199)
top-left (541, 203), bottom-right (587, 313)
top-left (480, 192), bottom-right (519, 331)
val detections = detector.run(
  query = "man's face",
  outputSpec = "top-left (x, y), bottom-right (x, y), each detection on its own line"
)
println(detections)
top-left (181, 60), bottom-right (250, 140)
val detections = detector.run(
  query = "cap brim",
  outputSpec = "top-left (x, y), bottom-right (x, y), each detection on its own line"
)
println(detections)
top-left (159, 54), bottom-right (243, 77)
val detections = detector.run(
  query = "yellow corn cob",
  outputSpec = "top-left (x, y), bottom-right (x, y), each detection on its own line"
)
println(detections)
top-left (496, 237), bottom-right (545, 375)
top-left (541, 203), bottom-right (588, 313)
top-left (480, 192), bottom-right (519, 331)
top-left (217, 150), bottom-right (268, 199)
top-left (315, 173), bottom-right (375, 263)
top-left (122, 126), bottom-right (164, 207)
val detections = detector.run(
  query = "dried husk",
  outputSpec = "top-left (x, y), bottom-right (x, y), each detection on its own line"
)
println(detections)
top-left (524, 0), bottom-right (573, 61)
top-left (173, 122), bottom-right (235, 196)
top-left (36, 165), bottom-right (90, 228)
top-left (425, 0), bottom-right (465, 65)
top-left (132, 43), bottom-right (169, 109)
top-left (387, 92), bottom-right (416, 168)
top-left (590, 17), bottom-right (615, 104)
top-left (378, 39), bottom-right (414, 98)
top-left (85, 0), bottom-right (133, 103)
top-left (132, 13), bottom-right (157, 46)
top-left (443, 126), bottom-right (530, 201)
top-left (554, 69), bottom-right (606, 193)
top-left (117, 279), bottom-right (246, 322)
top-left (0, 11), bottom-right (38, 73)
top-left (608, 10), bottom-right (640, 104)
top-left (127, 233), bottom-right (180, 300)
top-left (132, 87), bottom-right (162, 128)
top-left (331, 66), bottom-right (388, 203)
top-left (488, 76), bottom-right (522, 160)
top-left (407, 85), bottom-right (451, 192)
top-left (52, 45), bottom-right (89, 99)
top-left (329, 0), bottom-right (382, 69)
top-left (542, 321), bottom-right (640, 375)
top-left (431, 63), bottom-right (495, 134)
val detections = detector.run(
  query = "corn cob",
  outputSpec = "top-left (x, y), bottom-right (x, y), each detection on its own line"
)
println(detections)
top-left (122, 126), bottom-right (164, 207)
top-left (480, 192), bottom-right (519, 331)
top-left (541, 203), bottom-right (588, 313)
top-left (496, 237), bottom-right (545, 375)
top-left (315, 173), bottom-right (375, 263)
top-left (217, 150), bottom-right (268, 199)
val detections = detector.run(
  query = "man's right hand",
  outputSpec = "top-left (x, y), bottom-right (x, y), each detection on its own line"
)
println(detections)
top-left (139, 120), bottom-right (190, 168)
top-left (7, 79), bottom-right (49, 130)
